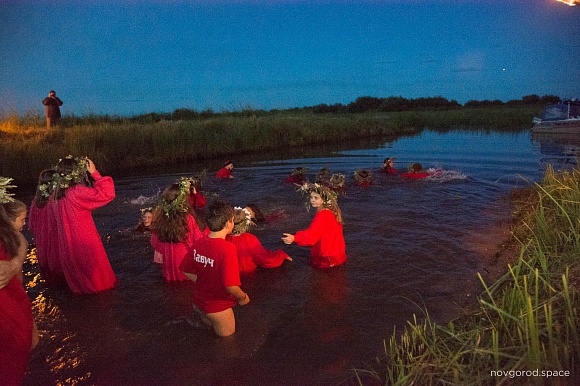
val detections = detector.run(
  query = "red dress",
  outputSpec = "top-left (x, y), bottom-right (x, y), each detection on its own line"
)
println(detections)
top-left (151, 214), bottom-right (208, 282)
top-left (188, 192), bottom-right (207, 209)
top-left (215, 167), bottom-right (232, 178)
top-left (226, 233), bottom-right (289, 273)
top-left (0, 245), bottom-right (33, 386)
top-left (53, 171), bottom-right (118, 294)
top-left (28, 199), bottom-right (64, 284)
top-left (180, 236), bottom-right (241, 313)
top-left (294, 209), bottom-right (347, 268)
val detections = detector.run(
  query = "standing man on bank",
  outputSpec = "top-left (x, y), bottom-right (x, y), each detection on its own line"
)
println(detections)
top-left (42, 90), bottom-right (63, 129)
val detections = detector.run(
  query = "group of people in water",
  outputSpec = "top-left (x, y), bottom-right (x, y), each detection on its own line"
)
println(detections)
top-left (0, 152), bottom-right (440, 384)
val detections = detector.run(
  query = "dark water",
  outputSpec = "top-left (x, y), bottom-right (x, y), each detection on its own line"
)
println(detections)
top-left (21, 130), bottom-right (578, 386)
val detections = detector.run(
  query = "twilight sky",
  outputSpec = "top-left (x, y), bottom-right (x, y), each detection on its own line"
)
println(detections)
top-left (1, 0), bottom-right (579, 117)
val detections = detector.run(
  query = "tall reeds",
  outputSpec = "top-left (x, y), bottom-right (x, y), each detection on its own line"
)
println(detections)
top-left (356, 165), bottom-right (580, 385)
top-left (1, 107), bottom-right (534, 185)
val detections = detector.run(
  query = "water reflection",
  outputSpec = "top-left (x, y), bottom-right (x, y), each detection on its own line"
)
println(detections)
top-left (531, 132), bottom-right (580, 171)
top-left (23, 130), bottom-right (552, 385)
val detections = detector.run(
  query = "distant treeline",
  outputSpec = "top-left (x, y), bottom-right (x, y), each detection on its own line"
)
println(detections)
top-left (40, 93), bottom-right (559, 127)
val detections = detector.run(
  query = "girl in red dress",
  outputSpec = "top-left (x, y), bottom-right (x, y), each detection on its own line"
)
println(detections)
top-left (150, 182), bottom-right (208, 281)
top-left (52, 156), bottom-right (118, 294)
top-left (0, 180), bottom-right (37, 386)
top-left (28, 169), bottom-right (64, 284)
top-left (226, 207), bottom-right (291, 273)
top-left (282, 183), bottom-right (347, 268)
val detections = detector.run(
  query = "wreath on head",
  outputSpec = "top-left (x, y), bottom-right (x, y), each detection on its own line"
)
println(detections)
top-left (298, 182), bottom-right (338, 208)
top-left (354, 168), bottom-right (373, 183)
top-left (55, 155), bottom-right (89, 189)
top-left (159, 181), bottom-right (190, 218)
top-left (231, 206), bottom-right (253, 235)
top-left (0, 176), bottom-right (16, 203)
top-left (329, 173), bottom-right (346, 188)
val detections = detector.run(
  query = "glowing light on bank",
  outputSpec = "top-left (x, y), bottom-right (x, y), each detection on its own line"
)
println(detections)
top-left (555, 0), bottom-right (578, 6)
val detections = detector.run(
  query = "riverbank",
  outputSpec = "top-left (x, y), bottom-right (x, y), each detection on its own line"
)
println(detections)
top-left (356, 165), bottom-right (580, 385)
top-left (0, 106), bottom-right (537, 186)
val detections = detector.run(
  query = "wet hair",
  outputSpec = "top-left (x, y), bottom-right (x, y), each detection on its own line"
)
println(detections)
top-left (54, 157), bottom-right (93, 200)
top-left (33, 169), bottom-right (58, 208)
top-left (205, 201), bottom-right (234, 232)
top-left (151, 184), bottom-right (191, 243)
top-left (245, 203), bottom-right (265, 223)
top-left (0, 204), bottom-right (23, 256)
top-left (409, 163), bottom-right (423, 173)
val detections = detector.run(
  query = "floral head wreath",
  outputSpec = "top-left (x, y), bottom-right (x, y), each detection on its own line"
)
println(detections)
top-left (55, 155), bottom-right (89, 189)
top-left (140, 207), bottom-right (154, 215)
top-left (159, 181), bottom-right (190, 218)
top-left (298, 182), bottom-right (338, 209)
top-left (354, 168), bottom-right (373, 183)
top-left (231, 206), bottom-right (253, 235)
top-left (0, 176), bottom-right (16, 203)
top-left (329, 173), bottom-right (346, 188)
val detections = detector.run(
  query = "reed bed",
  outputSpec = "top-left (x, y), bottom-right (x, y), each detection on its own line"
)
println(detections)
top-left (1, 107), bottom-right (534, 185)
top-left (354, 165), bottom-right (580, 385)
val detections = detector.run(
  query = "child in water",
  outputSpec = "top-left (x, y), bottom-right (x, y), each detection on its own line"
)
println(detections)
top-left (150, 182), bottom-right (208, 281)
top-left (226, 207), bottom-right (291, 273)
top-left (354, 169), bottom-right (373, 187)
top-left (28, 168), bottom-right (63, 284)
top-left (284, 167), bottom-right (307, 184)
top-left (0, 179), bottom-right (38, 386)
top-left (180, 201), bottom-right (250, 337)
top-left (382, 157), bottom-right (397, 174)
top-left (281, 183), bottom-right (347, 268)
top-left (402, 163), bottom-right (431, 179)
top-left (136, 207), bottom-right (153, 233)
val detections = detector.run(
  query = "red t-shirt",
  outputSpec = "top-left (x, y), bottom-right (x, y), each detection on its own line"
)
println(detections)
top-left (294, 209), bottom-right (347, 268)
top-left (215, 168), bottom-right (232, 178)
top-left (180, 236), bottom-right (241, 313)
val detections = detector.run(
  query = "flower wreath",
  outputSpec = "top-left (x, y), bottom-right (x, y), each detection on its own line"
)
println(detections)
top-left (329, 173), bottom-right (346, 188)
top-left (298, 182), bottom-right (338, 209)
top-left (55, 155), bottom-right (89, 189)
top-left (354, 168), bottom-right (373, 183)
top-left (231, 206), bottom-right (254, 235)
top-left (140, 207), bottom-right (154, 215)
top-left (159, 179), bottom-right (190, 218)
top-left (0, 176), bottom-right (16, 203)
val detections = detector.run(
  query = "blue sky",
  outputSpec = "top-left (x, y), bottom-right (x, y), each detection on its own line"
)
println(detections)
top-left (1, 0), bottom-right (579, 116)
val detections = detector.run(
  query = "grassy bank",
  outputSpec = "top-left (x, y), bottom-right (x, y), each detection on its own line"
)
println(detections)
top-left (1, 107), bottom-right (536, 185)
top-left (355, 165), bottom-right (579, 385)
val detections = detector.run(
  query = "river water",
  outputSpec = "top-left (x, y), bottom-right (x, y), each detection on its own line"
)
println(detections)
top-left (21, 129), bottom-right (578, 385)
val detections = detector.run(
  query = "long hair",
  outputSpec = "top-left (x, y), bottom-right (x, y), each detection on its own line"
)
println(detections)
top-left (323, 198), bottom-right (343, 225)
top-left (0, 205), bottom-right (20, 256)
top-left (54, 157), bottom-right (93, 200)
top-left (151, 184), bottom-right (191, 243)
top-left (33, 169), bottom-right (58, 208)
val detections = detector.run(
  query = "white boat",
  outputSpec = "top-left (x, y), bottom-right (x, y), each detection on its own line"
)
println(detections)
top-left (531, 99), bottom-right (580, 134)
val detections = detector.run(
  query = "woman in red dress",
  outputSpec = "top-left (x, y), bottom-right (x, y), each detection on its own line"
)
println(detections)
top-left (226, 207), bottom-right (291, 273)
top-left (52, 156), bottom-right (118, 294)
top-left (28, 169), bottom-right (64, 284)
top-left (150, 182), bottom-right (208, 281)
top-left (282, 183), bottom-right (347, 268)
top-left (0, 179), bottom-right (37, 386)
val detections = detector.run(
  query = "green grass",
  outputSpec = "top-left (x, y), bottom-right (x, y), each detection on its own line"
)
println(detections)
top-left (1, 107), bottom-right (536, 185)
top-left (354, 165), bottom-right (580, 385)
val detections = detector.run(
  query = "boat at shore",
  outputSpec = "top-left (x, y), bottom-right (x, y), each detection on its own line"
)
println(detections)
top-left (531, 99), bottom-right (580, 134)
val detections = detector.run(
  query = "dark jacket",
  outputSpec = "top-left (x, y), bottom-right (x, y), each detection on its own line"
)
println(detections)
top-left (42, 97), bottom-right (63, 118)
